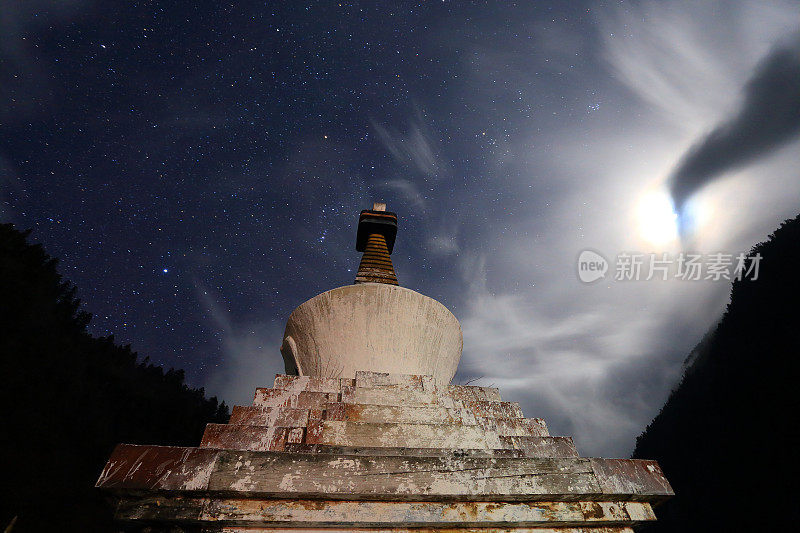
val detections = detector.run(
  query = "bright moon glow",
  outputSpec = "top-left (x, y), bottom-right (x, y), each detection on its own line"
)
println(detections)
top-left (636, 190), bottom-right (679, 246)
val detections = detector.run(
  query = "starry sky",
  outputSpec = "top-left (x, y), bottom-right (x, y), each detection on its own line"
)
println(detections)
top-left (2, 1), bottom-right (799, 457)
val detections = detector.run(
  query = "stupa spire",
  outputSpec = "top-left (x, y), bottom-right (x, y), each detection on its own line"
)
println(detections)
top-left (354, 202), bottom-right (399, 285)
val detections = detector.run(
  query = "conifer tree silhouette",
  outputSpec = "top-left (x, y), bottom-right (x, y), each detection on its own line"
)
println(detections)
top-left (0, 223), bottom-right (229, 532)
top-left (633, 213), bottom-right (800, 532)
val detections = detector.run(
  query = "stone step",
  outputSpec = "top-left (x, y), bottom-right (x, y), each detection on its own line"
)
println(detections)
top-left (325, 403), bottom-right (531, 426)
top-left (201, 418), bottom-right (575, 458)
top-left (340, 386), bottom-right (507, 407)
top-left (355, 370), bottom-right (437, 391)
top-left (281, 443), bottom-right (528, 458)
top-left (99, 444), bottom-right (675, 502)
top-left (447, 384), bottom-right (502, 402)
top-left (272, 374), bottom-right (354, 393)
top-left (212, 524), bottom-right (636, 533)
top-left (199, 424), bottom-right (299, 451)
top-left (340, 385), bottom-right (457, 407)
top-left (270, 373), bottom-right (501, 402)
top-left (310, 420), bottom-right (523, 449)
top-left (271, 372), bottom-right (439, 394)
top-left (227, 404), bottom-right (546, 436)
top-left (481, 417), bottom-right (548, 437)
top-left (209, 525), bottom-right (636, 533)
top-left (253, 388), bottom-right (339, 409)
top-left (251, 390), bottom-right (526, 425)
top-left (249, 395), bottom-right (526, 427)
top-left (500, 436), bottom-right (579, 457)
top-left (462, 399), bottom-right (525, 419)
top-left (323, 403), bottom-right (479, 425)
top-left (284, 438), bottom-right (577, 459)
top-left (229, 405), bottom-right (312, 426)
top-left (339, 385), bottom-right (502, 407)
top-left (114, 494), bottom-right (655, 527)
top-left (201, 423), bottom-right (558, 456)
top-left (323, 405), bottom-right (547, 437)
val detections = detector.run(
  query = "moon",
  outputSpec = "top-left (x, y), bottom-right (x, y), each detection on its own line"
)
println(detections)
top-left (636, 189), bottom-right (679, 246)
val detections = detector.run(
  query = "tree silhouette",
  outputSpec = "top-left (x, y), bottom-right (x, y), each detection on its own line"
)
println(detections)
top-left (633, 213), bottom-right (800, 532)
top-left (0, 223), bottom-right (229, 532)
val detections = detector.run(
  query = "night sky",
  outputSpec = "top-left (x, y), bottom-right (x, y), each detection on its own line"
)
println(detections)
top-left (2, 1), bottom-right (798, 457)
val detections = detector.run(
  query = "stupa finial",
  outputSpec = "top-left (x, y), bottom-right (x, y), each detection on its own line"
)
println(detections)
top-left (354, 202), bottom-right (398, 285)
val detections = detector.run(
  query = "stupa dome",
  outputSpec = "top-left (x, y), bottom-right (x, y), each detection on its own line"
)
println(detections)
top-left (281, 283), bottom-right (462, 385)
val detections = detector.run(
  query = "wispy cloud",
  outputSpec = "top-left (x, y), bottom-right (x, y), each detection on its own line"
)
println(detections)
top-left (380, 178), bottom-right (428, 211)
top-left (426, 233), bottom-right (460, 256)
top-left (371, 107), bottom-right (461, 255)
top-left (195, 284), bottom-right (285, 407)
top-left (453, 245), bottom-right (724, 456)
top-left (372, 109), bottom-right (448, 180)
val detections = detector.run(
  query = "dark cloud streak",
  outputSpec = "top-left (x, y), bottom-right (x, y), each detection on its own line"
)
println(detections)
top-left (670, 34), bottom-right (800, 213)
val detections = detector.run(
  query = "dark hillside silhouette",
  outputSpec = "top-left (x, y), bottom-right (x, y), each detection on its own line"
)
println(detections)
top-left (633, 213), bottom-right (800, 531)
top-left (0, 223), bottom-right (229, 532)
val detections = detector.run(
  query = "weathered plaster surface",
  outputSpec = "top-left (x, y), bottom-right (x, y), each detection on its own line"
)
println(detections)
top-left (97, 370), bottom-right (673, 530)
top-left (281, 284), bottom-right (463, 384)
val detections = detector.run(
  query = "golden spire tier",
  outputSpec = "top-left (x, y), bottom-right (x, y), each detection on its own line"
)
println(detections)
top-left (354, 202), bottom-right (399, 285)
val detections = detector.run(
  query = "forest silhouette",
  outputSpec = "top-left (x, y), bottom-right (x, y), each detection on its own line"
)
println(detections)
top-left (634, 213), bottom-right (800, 531)
top-left (0, 223), bottom-right (229, 532)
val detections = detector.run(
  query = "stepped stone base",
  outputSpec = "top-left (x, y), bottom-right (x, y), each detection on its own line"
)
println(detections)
top-left (96, 371), bottom-right (672, 531)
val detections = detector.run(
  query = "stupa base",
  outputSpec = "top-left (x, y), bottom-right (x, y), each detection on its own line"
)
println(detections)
top-left (97, 371), bottom-right (672, 531)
